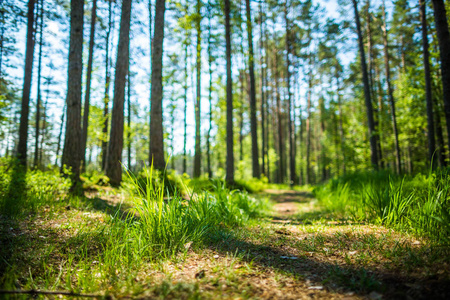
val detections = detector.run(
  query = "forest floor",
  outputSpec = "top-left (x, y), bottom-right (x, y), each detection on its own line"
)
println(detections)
top-left (1, 188), bottom-right (450, 299)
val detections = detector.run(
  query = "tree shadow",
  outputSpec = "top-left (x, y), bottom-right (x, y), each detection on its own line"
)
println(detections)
top-left (205, 226), bottom-right (450, 299)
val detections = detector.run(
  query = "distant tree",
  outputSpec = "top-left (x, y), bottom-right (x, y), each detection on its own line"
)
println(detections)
top-left (106, 0), bottom-right (132, 186)
top-left (17, 0), bottom-right (36, 166)
top-left (224, 0), bottom-right (234, 184)
top-left (419, 0), bottom-right (436, 168)
top-left (193, 0), bottom-right (202, 178)
top-left (33, 0), bottom-right (44, 168)
top-left (149, 0), bottom-right (166, 170)
top-left (81, 0), bottom-right (97, 172)
top-left (245, 0), bottom-right (260, 178)
top-left (351, 0), bottom-right (378, 169)
top-left (62, 0), bottom-right (84, 190)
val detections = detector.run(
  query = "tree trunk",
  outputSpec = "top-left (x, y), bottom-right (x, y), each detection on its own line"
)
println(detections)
top-left (274, 50), bottom-right (284, 183)
top-left (34, 0), bottom-right (44, 169)
top-left (245, 0), bottom-right (260, 178)
top-left (101, 0), bottom-right (113, 171)
top-left (352, 0), bottom-right (378, 169)
top-left (335, 65), bottom-right (346, 174)
top-left (62, 0), bottom-right (84, 191)
top-left (207, 3), bottom-right (212, 178)
top-left (183, 36), bottom-right (188, 174)
top-left (224, 0), bottom-right (234, 184)
top-left (259, 1), bottom-right (266, 177)
top-left (382, 0), bottom-right (401, 173)
top-left (81, 0), bottom-right (97, 173)
top-left (149, 0), bottom-right (166, 170)
top-left (17, 0), bottom-right (36, 167)
top-left (193, 0), bottom-right (202, 178)
top-left (431, 0), bottom-right (450, 156)
top-left (127, 66), bottom-right (132, 170)
top-left (106, 0), bottom-right (132, 186)
top-left (420, 0), bottom-right (436, 168)
top-left (284, 0), bottom-right (295, 185)
top-left (305, 76), bottom-right (312, 185)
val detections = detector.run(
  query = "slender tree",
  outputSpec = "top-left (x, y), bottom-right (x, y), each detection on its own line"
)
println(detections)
top-left (33, 0), bottom-right (44, 168)
top-left (207, 0), bottom-right (213, 178)
top-left (431, 0), bottom-right (450, 154)
top-left (149, 0), bottom-right (166, 170)
top-left (352, 0), bottom-right (378, 169)
top-left (81, 0), bottom-right (97, 172)
top-left (193, 0), bottom-right (202, 178)
top-left (381, 0), bottom-right (401, 173)
top-left (101, 0), bottom-right (113, 171)
top-left (420, 0), bottom-right (436, 168)
top-left (245, 0), bottom-right (260, 178)
top-left (17, 0), bottom-right (36, 166)
top-left (284, 0), bottom-right (295, 185)
top-left (224, 0), bottom-right (234, 183)
top-left (106, 0), bottom-right (132, 186)
top-left (62, 0), bottom-right (84, 190)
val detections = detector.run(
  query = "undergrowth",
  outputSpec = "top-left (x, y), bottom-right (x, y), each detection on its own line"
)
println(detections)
top-left (313, 169), bottom-right (450, 244)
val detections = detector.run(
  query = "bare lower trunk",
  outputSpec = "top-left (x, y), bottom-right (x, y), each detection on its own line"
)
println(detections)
top-left (352, 0), bottom-right (378, 169)
top-left (149, 0), bottom-right (166, 170)
top-left (106, 0), bottom-right (132, 186)
top-left (81, 0), bottom-right (97, 173)
top-left (225, 0), bottom-right (234, 184)
top-left (193, 0), bottom-right (202, 178)
top-left (419, 0), bottom-right (436, 168)
top-left (34, 0), bottom-right (44, 169)
top-left (62, 0), bottom-right (84, 191)
top-left (17, 0), bottom-right (36, 167)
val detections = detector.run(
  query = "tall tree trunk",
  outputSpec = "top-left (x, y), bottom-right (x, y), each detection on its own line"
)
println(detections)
top-left (420, 0), bottom-right (436, 168)
top-left (431, 0), bottom-right (450, 155)
top-left (102, 0), bottom-right (113, 171)
top-left (352, 0), bottom-right (378, 169)
top-left (305, 76), bottom-right (312, 185)
top-left (81, 0), bottom-right (97, 173)
top-left (34, 0), bottom-right (44, 169)
top-left (17, 0), bottom-right (36, 167)
top-left (207, 2), bottom-right (212, 178)
top-left (382, 0), bottom-right (401, 173)
top-left (127, 66), bottom-right (132, 170)
top-left (149, 0), bottom-right (166, 170)
top-left (239, 71), bottom-right (245, 162)
top-left (183, 36), bottom-right (188, 174)
top-left (62, 0), bottom-right (84, 191)
top-left (259, 1), bottom-right (266, 177)
top-left (434, 99), bottom-right (447, 167)
top-left (225, 0), bottom-right (234, 184)
top-left (284, 0), bottom-right (295, 185)
top-left (193, 0), bottom-right (202, 178)
top-left (274, 51), bottom-right (284, 183)
top-left (106, 0), bottom-right (132, 186)
top-left (245, 0), bottom-right (260, 178)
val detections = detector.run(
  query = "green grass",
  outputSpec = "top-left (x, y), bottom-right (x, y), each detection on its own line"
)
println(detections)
top-left (313, 169), bottom-right (450, 244)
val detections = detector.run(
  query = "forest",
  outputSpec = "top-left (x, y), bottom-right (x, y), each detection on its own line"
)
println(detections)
top-left (0, 0), bottom-right (450, 298)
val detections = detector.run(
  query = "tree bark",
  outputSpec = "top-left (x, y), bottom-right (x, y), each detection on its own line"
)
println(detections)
top-left (225, 0), bottom-right (234, 184)
top-left (106, 0), bottom-right (132, 186)
top-left (431, 0), bottom-right (450, 156)
top-left (284, 0), bottom-right (295, 185)
top-left (62, 0), bottom-right (84, 191)
top-left (101, 0), bottom-right (113, 171)
top-left (81, 0), bottom-right (97, 173)
top-left (259, 1), bottom-right (266, 177)
top-left (34, 0), bottom-right (44, 169)
top-left (17, 0), bottom-right (36, 167)
top-left (245, 0), bottom-right (260, 178)
top-left (382, 0), bottom-right (401, 173)
top-left (127, 66), bottom-right (132, 170)
top-left (149, 0), bottom-right (166, 170)
top-left (420, 0), bottom-right (436, 168)
top-left (352, 0), bottom-right (378, 169)
top-left (207, 2), bottom-right (212, 178)
top-left (193, 0), bottom-right (202, 178)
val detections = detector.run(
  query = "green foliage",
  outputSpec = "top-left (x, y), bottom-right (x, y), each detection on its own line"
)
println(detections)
top-left (313, 170), bottom-right (450, 243)
top-left (0, 159), bottom-right (70, 217)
